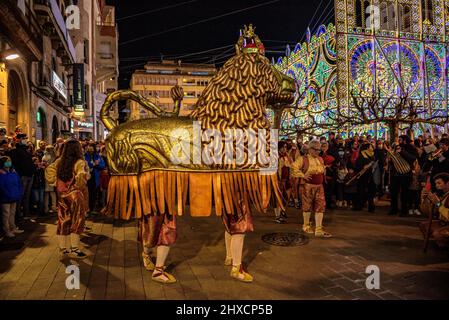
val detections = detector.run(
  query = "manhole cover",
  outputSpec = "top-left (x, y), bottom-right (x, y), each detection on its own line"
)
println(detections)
top-left (262, 233), bottom-right (309, 247)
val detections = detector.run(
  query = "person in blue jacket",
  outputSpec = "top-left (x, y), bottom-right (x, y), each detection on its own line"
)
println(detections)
top-left (84, 143), bottom-right (105, 214)
top-left (0, 156), bottom-right (24, 238)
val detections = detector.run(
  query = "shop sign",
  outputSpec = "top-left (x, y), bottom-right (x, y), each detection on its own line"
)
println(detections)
top-left (52, 71), bottom-right (67, 100)
top-left (77, 121), bottom-right (93, 129)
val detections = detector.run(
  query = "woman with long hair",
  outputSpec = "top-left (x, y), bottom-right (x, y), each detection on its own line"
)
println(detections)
top-left (45, 140), bottom-right (90, 259)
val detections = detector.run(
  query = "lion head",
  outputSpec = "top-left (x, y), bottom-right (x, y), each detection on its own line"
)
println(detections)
top-left (191, 27), bottom-right (295, 132)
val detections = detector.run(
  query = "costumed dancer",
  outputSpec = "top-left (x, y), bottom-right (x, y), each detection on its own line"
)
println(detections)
top-left (291, 140), bottom-right (332, 238)
top-left (45, 140), bottom-right (91, 259)
top-left (140, 213), bottom-right (178, 284)
top-left (222, 200), bottom-right (254, 283)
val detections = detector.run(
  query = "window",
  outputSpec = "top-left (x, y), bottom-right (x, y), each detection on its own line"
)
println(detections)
top-left (183, 78), bottom-right (196, 86)
top-left (422, 0), bottom-right (434, 25)
top-left (356, 0), bottom-right (363, 27)
top-left (400, 5), bottom-right (411, 32)
top-left (52, 57), bottom-right (57, 72)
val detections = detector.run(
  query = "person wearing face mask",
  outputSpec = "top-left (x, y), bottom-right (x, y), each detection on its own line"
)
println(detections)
top-left (84, 143), bottom-right (106, 214)
top-left (0, 156), bottom-right (24, 238)
top-left (7, 134), bottom-right (36, 220)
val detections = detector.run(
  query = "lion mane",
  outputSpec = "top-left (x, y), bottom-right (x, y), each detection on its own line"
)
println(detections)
top-left (191, 53), bottom-right (278, 132)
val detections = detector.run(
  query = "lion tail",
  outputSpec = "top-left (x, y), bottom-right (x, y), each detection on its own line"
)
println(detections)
top-left (100, 90), bottom-right (166, 131)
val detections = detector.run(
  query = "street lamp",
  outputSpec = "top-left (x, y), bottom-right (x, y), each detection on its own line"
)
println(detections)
top-left (1, 49), bottom-right (20, 61)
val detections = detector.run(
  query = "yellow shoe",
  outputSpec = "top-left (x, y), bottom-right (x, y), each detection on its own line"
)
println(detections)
top-left (142, 253), bottom-right (155, 271)
top-left (152, 267), bottom-right (177, 284)
top-left (302, 225), bottom-right (314, 234)
top-left (224, 257), bottom-right (233, 266)
top-left (230, 265), bottom-right (253, 283)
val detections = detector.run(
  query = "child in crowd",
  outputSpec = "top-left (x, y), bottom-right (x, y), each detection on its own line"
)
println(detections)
top-left (0, 156), bottom-right (24, 238)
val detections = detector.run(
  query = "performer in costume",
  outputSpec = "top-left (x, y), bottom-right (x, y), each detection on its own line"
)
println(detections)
top-left (45, 140), bottom-right (91, 259)
top-left (100, 25), bottom-right (296, 284)
top-left (291, 140), bottom-right (332, 238)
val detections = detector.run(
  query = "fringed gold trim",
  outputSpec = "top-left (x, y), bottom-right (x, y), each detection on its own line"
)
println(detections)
top-left (103, 171), bottom-right (284, 220)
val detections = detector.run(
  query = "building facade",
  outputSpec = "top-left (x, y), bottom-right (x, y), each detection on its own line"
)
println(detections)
top-left (68, 0), bottom-right (118, 141)
top-left (130, 60), bottom-right (216, 120)
top-left (0, 0), bottom-right (118, 143)
top-left (0, 0), bottom-right (75, 144)
top-left (94, 0), bottom-right (118, 140)
top-left (275, 0), bottom-right (449, 138)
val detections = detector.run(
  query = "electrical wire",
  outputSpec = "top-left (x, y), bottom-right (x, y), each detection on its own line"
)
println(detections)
top-left (310, 0), bottom-right (334, 35)
top-left (119, 0), bottom-right (280, 46)
top-left (117, 0), bottom-right (201, 22)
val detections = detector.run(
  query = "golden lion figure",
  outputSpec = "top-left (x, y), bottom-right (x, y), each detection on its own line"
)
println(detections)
top-left (100, 25), bottom-right (295, 283)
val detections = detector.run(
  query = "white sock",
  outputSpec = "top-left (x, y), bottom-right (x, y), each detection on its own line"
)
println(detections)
top-left (225, 231), bottom-right (232, 260)
top-left (231, 234), bottom-right (245, 267)
top-left (274, 207), bottom-right (281, 218)
top-left (315, 212), bottom-right (324, 231)
top-left (303, 212), bottom-right (311, 227)
top-left (70, 233), bottom-right (80, 249)
top-left (155, 245), bottom-right (170, 269)
top-left (58, 235), bottom-right (69, 250)
top-left (143, 245), bottom-right (151, 256)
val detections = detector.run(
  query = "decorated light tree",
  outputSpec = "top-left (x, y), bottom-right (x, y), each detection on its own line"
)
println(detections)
top-left (327, 88), bottom-right (449, 143)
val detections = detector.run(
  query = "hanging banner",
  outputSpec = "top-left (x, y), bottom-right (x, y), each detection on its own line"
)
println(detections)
top-left (73, 63), bottom-right (85, 111)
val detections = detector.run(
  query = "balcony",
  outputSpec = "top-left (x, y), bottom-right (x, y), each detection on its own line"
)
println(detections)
top-left (99, 52), bottom-right (114, 60)
top-left (34, 0), bottom-right (76, 63)
top-left (0, 0), bottom-right (43, 60)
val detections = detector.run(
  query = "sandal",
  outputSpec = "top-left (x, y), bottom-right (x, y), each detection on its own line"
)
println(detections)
top-left (230, 264), bottom-right (253, 283)
top-left (152, 267), bottom-right (176, 284)
top-left (59, 248), bottom-right (70, 259)
top-left (224, 257), bottom-right (233, 266)
top-left (302, 225), bottom-right (314, 234)
top-left (69, 247), bottom-right (89, 259)
top-left (142, 253), bottom-right (155, 271)
top-left (315, 230), bottom-right (333, 238)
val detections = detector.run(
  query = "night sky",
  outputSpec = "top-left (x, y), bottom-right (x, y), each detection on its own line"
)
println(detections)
top-left (115, 0), bottom-right (334, 89)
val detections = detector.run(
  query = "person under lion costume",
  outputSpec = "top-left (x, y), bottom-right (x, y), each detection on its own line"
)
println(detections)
top-left (100, 25), bottom-right (295, 283)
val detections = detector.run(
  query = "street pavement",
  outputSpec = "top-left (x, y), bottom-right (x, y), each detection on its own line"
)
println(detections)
top-left (0, 206), bottom-right (448, 300)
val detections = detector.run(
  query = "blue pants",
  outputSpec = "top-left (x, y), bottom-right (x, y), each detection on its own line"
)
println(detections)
top-left (32, 188), bottom-right (45, 215)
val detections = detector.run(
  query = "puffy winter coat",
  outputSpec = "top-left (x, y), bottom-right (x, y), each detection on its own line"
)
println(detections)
top-left (0, 170), bottom-right (24, 204)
